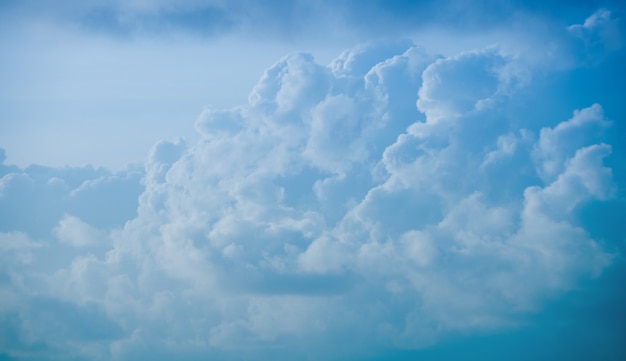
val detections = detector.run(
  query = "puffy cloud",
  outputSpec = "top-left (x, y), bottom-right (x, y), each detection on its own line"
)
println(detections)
top-left (54, 215), bottom-right (108, 247)
top-left (568, 8), bottom-right (623, 52)
top-left (417, 49), bottom-right (506, 123)
top-left (532, 104), bottom-right (610, 182)
top-left (0, 163), bottom-right (143, 238)
top-left (0, 23), bottom-right (624, 360)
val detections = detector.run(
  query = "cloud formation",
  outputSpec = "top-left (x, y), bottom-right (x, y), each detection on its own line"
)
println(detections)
top-left (3, 0), bottom-right (622, 40)
top-left (1, 9), bottom-right (625, 360)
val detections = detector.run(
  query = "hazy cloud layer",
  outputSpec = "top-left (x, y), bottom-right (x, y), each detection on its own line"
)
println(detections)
top-left (2, 0), bottom-right (622, 39)
top-left (1, 8), bottom-right (625, 361)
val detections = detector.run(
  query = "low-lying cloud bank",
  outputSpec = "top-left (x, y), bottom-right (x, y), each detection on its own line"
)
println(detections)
top-left (1, 9), bottom-right (625, 361)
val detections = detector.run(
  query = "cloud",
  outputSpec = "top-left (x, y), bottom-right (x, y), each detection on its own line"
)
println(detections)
top-left (0, 12), bottom-right (624, 360)
top-left (4, 0), bottom-right (622, 42)
top-left (54, 215), bottom-right (108, 247)
top-left (417, 49), bottom-right (506, 123)
top-left (532, 103), bottom-right (610, 182)
top-left (568, 8), bottom-right (623, 51)
top-left (0, 162), bottom-right (143, 239)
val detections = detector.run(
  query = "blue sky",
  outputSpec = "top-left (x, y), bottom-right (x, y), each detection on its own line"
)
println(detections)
top-left (1, 1), bottom-right (625, 360)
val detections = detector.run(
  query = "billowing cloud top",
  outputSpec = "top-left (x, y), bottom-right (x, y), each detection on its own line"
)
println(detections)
top-left (1, 7), bottom-right (626, 361)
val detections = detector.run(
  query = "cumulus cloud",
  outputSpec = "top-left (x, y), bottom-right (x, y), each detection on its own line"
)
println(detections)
top-left (54, 215), bottom-right (108, 247)
top-left (566, 8), bottom-right (625, 66)
top-left (0, 161), bottom-right (144, 238)
top-left (568, 8), bottom-right (623, 51)
top-left (0, 16), bottom-right (624, 360)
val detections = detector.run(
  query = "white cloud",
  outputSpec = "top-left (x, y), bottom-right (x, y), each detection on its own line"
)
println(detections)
top-left (532, 103), bottom-right (610, 182)
top-left (54, 215), bottom-right (108, 247)
top-left (0, 164), bottom-right (143, 238)
top-left (568, 8), bottom-right (623, 51)
top-left (0, 22), bottom-right (623, 359)
top-left (417, 49), bottom-right (506, 123)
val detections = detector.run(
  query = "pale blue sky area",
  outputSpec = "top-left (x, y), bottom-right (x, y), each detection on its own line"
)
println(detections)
top-left (0, 1), bottom-right (625, 360)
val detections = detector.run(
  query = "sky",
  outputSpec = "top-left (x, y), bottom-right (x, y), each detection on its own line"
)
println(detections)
top-left (0, 1), bottom-right (625, 360)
